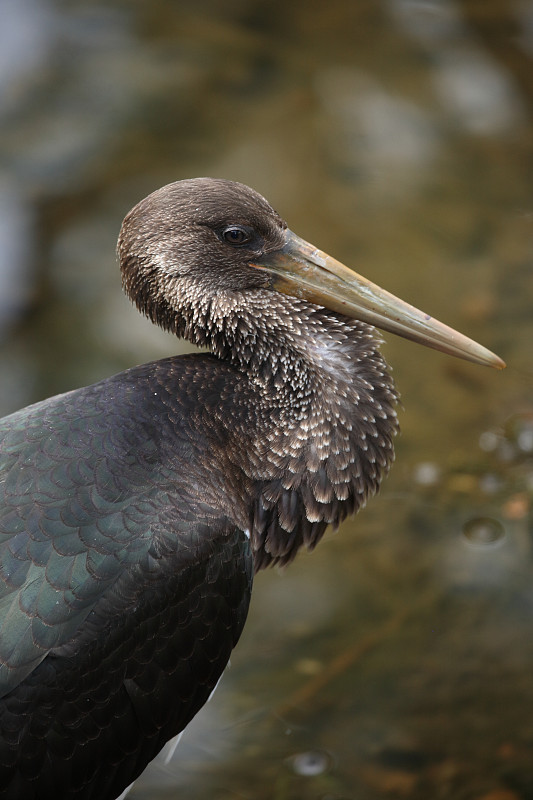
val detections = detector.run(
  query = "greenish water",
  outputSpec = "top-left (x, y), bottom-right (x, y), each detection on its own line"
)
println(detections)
top-left (1, 1), bottom-right (532, 798)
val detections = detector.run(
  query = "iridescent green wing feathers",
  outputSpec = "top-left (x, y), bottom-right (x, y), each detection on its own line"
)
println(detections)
top-left (0, 387), bottom-right (165, 695)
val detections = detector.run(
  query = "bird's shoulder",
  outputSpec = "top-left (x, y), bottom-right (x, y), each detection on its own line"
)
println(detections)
top-left (0, 354), bottom-right (249, 696)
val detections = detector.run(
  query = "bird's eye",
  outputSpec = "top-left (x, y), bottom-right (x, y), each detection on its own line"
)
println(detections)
top-left (222, 226), bottom-right (251, 246)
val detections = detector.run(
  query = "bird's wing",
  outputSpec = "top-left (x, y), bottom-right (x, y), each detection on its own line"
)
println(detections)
top-left (0, 388), bottom-right (157, 695)
top-left (0, 373), bottom-right (248, 698)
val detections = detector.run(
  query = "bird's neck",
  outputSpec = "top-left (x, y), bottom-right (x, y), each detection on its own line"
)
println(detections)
top-left (173, 289), bottom-right (398, 569)
top-left (178, 288), bottom-right (340, 383)
top-left (149, 283), bottom-right (398, 568)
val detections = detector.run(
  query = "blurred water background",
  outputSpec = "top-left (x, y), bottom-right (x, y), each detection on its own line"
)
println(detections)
top-left (1, 1), bottom-right (533, 798)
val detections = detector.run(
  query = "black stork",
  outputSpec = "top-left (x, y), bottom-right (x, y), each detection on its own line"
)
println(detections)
top-left (0, 178), bottom-right (504, 799)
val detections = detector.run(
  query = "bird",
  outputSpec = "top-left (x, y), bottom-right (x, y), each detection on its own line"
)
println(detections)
top-left (0, 178), bottom-right (504, 799)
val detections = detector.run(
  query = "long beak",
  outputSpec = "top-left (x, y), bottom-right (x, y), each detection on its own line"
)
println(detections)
top-left (252, 230), bottom-right (505, 369)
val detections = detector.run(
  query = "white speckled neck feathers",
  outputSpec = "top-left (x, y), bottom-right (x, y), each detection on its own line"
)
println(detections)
top-left (160, 281), bottom-right (399, 568)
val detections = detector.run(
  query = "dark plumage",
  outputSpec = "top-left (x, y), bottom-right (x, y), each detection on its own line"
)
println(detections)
top-left (0, 178), bottom-right (503, 799)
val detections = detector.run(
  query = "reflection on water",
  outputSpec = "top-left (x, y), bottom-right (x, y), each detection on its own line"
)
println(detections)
top-left (1, 0), bottom-right (532, 798)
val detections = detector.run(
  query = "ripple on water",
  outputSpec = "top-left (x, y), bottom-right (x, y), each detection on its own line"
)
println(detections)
top-left (462, 516), bottom-right (505, 547)
top-left (288, 750), bottom-right (334, 776)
